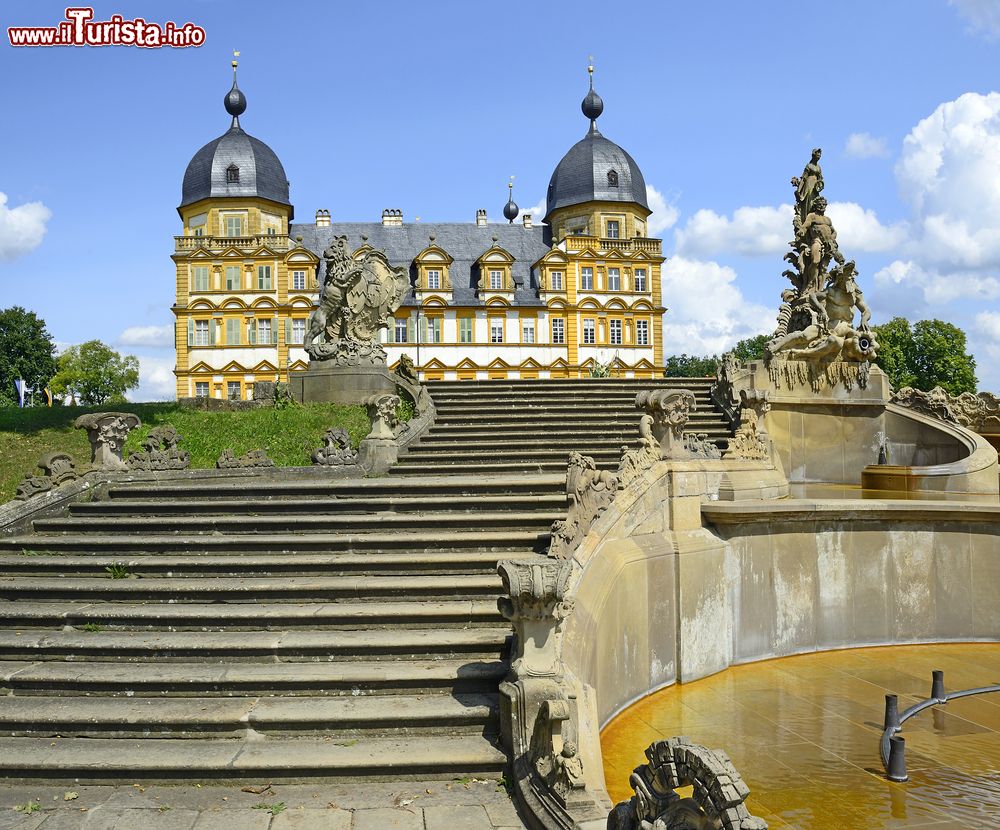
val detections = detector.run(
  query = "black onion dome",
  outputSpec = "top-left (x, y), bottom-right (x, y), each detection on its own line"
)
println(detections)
top-left (180, 75), bottom-right (290, 210)
top-left (581, 87), bottom-right (604, 122)
top-left (503, 197), bottom-right (519, 223)
top-left (544, 131), bottom-right (648, 220)
top-left (545, 73), bottom-right (647, 220)
top-left (224, 77), bottom-right (247, 118)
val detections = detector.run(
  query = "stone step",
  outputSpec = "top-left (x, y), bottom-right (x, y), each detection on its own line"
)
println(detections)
top-left (429, 394), bottom-right (715, 406)
top-left (0, 574), bottom-right (504, 602)
top-left (0, 598), bottom-right (503, 630)
top-left (0, 529), bottom-right (549, 554)
top-left (0, 550), bottom-right (530, 577)
top-left (431, 404), bottom-right (712, 416)
top-left (31, 510), bottom-right (560, 536)
top-left (427, 379), bottom-right (713, 389)
top-left (0, 734), bottom-right (507, 782)
top-left (392, 461), bottom-right (613, 475)
top-left (405, 435), bottom-right (730, 455)
top-left (0, 692), bottom-right (498, 739)
top-left (0, 627), bottom-right (511, 662)
top-left (105, 473), bottom-right (565, 501)
top-left (70, 494), bottom-right (568, 517)
top-left (0, 658), bottom-right (507, 696)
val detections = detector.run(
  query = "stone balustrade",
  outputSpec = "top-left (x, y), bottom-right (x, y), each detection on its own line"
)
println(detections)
top-left (174, 233), bottom-right (292, 252)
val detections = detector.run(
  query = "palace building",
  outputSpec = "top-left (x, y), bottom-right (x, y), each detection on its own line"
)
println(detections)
top-left (172, 61), bottom-right (665, 399)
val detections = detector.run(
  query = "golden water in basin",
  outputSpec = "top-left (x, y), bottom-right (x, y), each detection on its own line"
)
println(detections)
top-left (601, 644), bottom-right (1000, 828)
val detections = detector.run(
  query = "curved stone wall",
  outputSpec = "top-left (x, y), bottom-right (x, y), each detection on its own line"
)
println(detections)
top-left (563, 467), bottom-right (1000, 733)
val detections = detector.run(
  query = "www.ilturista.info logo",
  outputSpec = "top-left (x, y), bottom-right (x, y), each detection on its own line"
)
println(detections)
top-left (8, 7), bottom-right (205, 48)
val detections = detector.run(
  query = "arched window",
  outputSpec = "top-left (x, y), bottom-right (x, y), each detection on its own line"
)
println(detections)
top-left (226, 164), bottom-right (240, 183)
top-left (607, 169), bottom-right (619, 188)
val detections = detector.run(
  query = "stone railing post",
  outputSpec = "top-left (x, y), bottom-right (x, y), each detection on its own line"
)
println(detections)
top-left (73, 412), bottom-right (141, 471)
top-left (497, 558), bottom-right (607, 829)
top-left (358, 392), bottom-right (403, 473)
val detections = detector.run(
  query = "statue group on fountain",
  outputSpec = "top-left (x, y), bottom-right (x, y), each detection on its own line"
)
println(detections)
top-left (765, 148), bottom-right (878, 365)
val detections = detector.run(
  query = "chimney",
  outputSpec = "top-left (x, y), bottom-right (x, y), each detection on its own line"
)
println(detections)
top-left (522, 213), bottom-right (533, 229)
top-left (476, 209), bottom-right (487, 227)
top-left (315, 209), bottom-right (330, 227)
top-left (381, 209), bottom-right (403, 227)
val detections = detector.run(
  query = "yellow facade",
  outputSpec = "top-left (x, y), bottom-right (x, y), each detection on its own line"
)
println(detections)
top-left (173, 68), bottom-right (667, 397)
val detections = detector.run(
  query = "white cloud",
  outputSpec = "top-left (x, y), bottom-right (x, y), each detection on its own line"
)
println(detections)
top-left (674, 200), bottom-right (902, 258)
top-left (874, 258), bottom-right (1000, 312)
top-left (844, 132), bottom-right (890, 159)
top-left (896, 92), bottom-right (1000, 269)
top-left (950, 0), bottom-right (1000, 39)
top-left (975, 310), bottom-right (1000, 341)
top-left (129, 355), bottom-right (175, 402)
top-left (674, 204), bottom-right (792, 258)
top-left (0, 192), bottom-right (51, 262)
top-left (660, 256), bottom-right (775, 355)
top-left (521, 198), bottom-right (546, 225)
top-left (826, 202), bottom-right (908, 252)
top-left (118, 324), bottom-right (174, 347)
top-left (646, 185), bottom-right (680, 236)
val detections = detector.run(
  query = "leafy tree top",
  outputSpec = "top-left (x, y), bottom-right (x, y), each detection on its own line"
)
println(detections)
top-left (50, 340), bottom-right (140, 405)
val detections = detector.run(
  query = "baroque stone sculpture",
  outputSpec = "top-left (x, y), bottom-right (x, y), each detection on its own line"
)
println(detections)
top-left (74, 412), bottom-right (141, 471)
top-left (765, 149), bottom-right (878, 368)
top-left (216, 448), bottom-right (275, 469)
top-left (126, 426), bottom-right (191, 471)
top-left (394, 354), bottom-right (419, 385)
top-left (724, 390), bottom-right (771, 461)
top-left (14, 452), bottom-right (79, 501)
top-left (636, 389), bottom-right (720, 460)
top-left (304, 235), bottom-right (409, 365)
top-left (891, 386), bottom-right (1000, 434)
top-left (608, 737), bottom-right (768, 830)
top-left (549, 452), bottom-right (619, 560)
top-left (312, 427), bottom-right (359, 466)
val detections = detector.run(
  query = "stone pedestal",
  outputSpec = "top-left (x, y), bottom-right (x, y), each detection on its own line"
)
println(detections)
top-left (358, 436), bottom-right (398, 474)
top-left (290, 363), bottom-right (395, 405)
top-left (732, 359), bottom-right (891, 485)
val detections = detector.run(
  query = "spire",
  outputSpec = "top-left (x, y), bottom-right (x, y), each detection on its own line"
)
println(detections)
top-left (224, 49), bottom-right (247, 129)
top-left (503, 176), bottom-right (519, 223)
top-left (581, 56), bottom-right (604, 134)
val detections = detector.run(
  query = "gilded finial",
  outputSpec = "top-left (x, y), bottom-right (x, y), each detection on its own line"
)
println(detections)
top-left (232, 49), bottom-right (240, 70)
top-left (588, 56), bottom-right (594, 86)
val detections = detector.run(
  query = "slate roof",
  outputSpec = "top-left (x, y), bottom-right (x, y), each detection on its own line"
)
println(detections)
top-left (545, 126), bottom-right (648, 219)
top-left (181, 124), bottom-right (291, 210)
top-left (291, 222), bottom-right (553, 308)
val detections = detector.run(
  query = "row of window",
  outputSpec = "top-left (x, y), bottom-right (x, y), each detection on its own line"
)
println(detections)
top-left (191, 266), bottom-right (308, 293)
top-left (192, 215), bottom-right (280, 238)
top-left (579, 267), bottom-right (646, 292)
top-left (188, 317), bottom-right (306, 347)
top-left (193, 379), bottom-right (257, 400)
top-left (387, 317), bottom-right (649, 346)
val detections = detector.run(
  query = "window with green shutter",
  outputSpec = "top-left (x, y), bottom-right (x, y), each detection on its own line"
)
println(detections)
top-left (192, 266), bottom-right (209, 292)
top-left (257, 265), bottom-right (272, 291)
top-left (226, 318), bottom-right (241, 345)
top-left (225, 265), bottom-right (241, 291)
top-left (459, 317), bottom-right (473, 343)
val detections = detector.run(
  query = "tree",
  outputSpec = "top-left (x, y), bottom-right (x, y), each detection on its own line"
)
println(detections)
top-left (0, 306), bottom-right (57, 407)
top-left (664, 353), bottom-right (718, 378)
top-left (730, 334), bottom-right (770, 362)
top-left (50, 340), bottom-right (140, 405)
top-left (873, 317), bottom-right (977, 395)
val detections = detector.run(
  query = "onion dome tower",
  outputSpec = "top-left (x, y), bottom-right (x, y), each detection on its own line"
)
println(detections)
top-left (543, 62), bottom-right (649, 236)
top-left (179, 55), bottom-right (292, 216)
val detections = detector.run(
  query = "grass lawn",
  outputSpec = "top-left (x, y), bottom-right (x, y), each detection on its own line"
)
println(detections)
top-left (0, 402), bottom-right (373, 504)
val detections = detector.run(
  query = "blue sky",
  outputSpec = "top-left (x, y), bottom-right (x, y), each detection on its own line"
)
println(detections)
top-left (2, 0), bottom-right (1000, 397)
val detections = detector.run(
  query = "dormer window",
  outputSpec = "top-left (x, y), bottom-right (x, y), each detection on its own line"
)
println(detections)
top-left (607, 169), bottom-right (619, 187)
top-left (226, 164), bottom-right (240, 183)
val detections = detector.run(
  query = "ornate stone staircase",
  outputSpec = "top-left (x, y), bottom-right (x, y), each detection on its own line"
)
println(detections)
top-left (0, 378), bottom-right (731, 784)
top-left (394, 377), bottom-right (729, 475)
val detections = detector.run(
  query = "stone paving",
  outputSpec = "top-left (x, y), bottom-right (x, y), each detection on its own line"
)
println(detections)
top-left (0, 779), bottom-right (525, 830)
top-left (601, 643), bottom-right (1000, 829)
